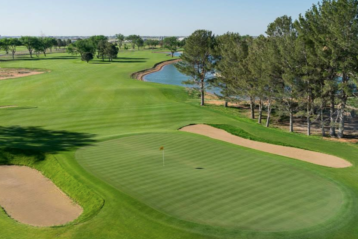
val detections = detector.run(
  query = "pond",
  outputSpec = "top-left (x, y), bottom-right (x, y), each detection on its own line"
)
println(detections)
top-left (143, 58), bottom-right (222, 95)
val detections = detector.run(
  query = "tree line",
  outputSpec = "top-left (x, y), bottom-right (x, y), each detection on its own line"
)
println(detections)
top-left (176, 0), bottom-right (358, 138)
top-left (66, 34), bottom-right (185, 62)
top-left (0, 37), bottom-right (70, 59)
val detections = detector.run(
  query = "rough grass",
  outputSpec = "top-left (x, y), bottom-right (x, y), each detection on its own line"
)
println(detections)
top-left (0, 51), bottom-right (358, 238)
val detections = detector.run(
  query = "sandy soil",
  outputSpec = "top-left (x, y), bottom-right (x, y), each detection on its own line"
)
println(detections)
top-left (180, 124), bottom-right (352, 168)
top-left (0, 105), bottom-right (17, 109)
top-left (0, 69), bottom-right (44, 80)
top-left (132, 59), bottom-right (181, 81)
top-left (0, 166), bottom-right (82, 227)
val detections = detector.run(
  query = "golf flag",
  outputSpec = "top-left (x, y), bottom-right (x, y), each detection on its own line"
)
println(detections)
top-left (160, 146), bottom-right (165, 166)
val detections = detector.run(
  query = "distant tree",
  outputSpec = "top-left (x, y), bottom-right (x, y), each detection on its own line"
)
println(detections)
top-left (135, 38), bottom-right (144, 50)
top-left (0, 38), bottom-right (10, 54)
top-left (56, 39), bottom-right (63, 49)
top-left (126, 35), bottom-right (140, 49)
top-left (164, 37), bottom-right (178, 57)
top-left (115, 34), bottom-right (125, 49)
top-left (20, 36), bottom-right (39, 58)
top-left (49, 38), bottom-right (57, 52)
top-left (152, 40), bottom-right (159, 48)
top-left (145, 39), bottom-right (159, 49)
top-left (175, 30), bottom-right (216, 106)
top-left (89, 35), bottom-right (108, 56)
top-left (8, 38), bottom-right (22, 59)
top-left (67, 39), bottom-right (96, 57)
top-left (178, 38), bottom-right (186, 48)
top-left (82, 52), bottom-right (93, 63)
top-left (105, 43), bottom-right (119, 61)
top-left (42, 38), bottom-right (55, 56)
top-left (97, 40), bottom-right (107, 61)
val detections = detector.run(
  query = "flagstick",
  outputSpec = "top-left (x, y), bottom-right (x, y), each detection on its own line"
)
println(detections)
top-left (162, 150), bottom-right (165, 167)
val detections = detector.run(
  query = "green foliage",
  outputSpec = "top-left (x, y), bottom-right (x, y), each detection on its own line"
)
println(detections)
top-left (126, 35), bottom-right (141, 49)
top-left (145, 39), bottom-right (159, 49)
top-left (81, 52), bottom-right (94, 63)
top-left (115, 33), bottom-right (125, 49)
top-left (175, 30), bottom-right (216, 106)
top-left (163, 37), bottom-right (178, 57)
top-left (67, 39), bottom-right (96, 57)
top-left (20, 36), bottom-right (39, 58)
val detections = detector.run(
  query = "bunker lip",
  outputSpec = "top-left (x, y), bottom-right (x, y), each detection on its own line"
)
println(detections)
top-left (0, 165), bottom-right (82, 227)
top-left (180, 124), bottom-right (352, 168)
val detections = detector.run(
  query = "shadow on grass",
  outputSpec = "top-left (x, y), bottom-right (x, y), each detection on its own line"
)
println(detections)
top-left (0, 126), bottom-right (97, 164)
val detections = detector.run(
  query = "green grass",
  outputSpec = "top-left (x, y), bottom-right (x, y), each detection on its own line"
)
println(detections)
top-left (0, 51), bottom-right (358, 238)
top-left (76, 132), bottom-right (347, 233)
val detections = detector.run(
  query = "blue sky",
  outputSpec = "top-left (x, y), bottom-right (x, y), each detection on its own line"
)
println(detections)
top-left (1, 0), bottom-right (319, 36)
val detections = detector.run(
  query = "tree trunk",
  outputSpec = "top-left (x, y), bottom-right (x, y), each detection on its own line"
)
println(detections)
top-left (258, 99), bottom-right (263, 124)
top-left (29, 50), bottom-right (33, 58)
top-left (289, 110), bottom-right (294, 133)
top-left (171, 52), bottom-right (174, 57)
top-left (12, 51), bottom-right (15, 60)
top-left (321, 102), bottom-right (325, 137)
top-left (266, 98), bottom-right (271, 128)
top-left (200, 78), bottom-right (205, 106)
top-left (224, 101), bottom-right (228, 108)
top-left (330, 92), bottom-right (336, 137)
top-left (307, 95), bottom-right (311, 136)
top-left (250, 96), bottom-right (255, 119)
top-left (337, 74), bottom-right (348, 139)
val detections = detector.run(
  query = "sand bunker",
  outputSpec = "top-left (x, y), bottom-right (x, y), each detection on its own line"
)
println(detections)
top-left (180, 124), bottom-right (352, 168)
top-left (0, 166), bottom-right (82, 227)
top-left (0, 105), bottom-right (17, 109)
top-left (0, 69), bottom-right (44, 80)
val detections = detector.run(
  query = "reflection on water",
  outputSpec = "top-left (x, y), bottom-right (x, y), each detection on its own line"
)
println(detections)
top-left (144, 63), bottom-right (221, 95)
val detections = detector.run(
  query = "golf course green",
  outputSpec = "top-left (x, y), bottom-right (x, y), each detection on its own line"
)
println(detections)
top-left (0, 51), bottom-right (357, 239)
top-left (76, 133), bottom-right (347, 232)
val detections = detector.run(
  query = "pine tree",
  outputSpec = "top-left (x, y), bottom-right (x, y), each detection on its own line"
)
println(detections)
top-left (175, 30), bottom-right (216, 106)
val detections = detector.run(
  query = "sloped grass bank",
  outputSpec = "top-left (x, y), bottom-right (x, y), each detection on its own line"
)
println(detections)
top-left (0, 147), bottom-right (104, 226)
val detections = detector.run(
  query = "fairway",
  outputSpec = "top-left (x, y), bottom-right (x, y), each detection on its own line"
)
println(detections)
top-left (76, 133), bottom-right (347, 232)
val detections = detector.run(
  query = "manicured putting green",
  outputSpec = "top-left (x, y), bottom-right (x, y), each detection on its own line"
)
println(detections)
top-left (76, 133), bottom-right (346, 232)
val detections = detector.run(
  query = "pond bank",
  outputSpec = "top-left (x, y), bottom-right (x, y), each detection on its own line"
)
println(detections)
top-left (131, 59), bottom-right (181, 81)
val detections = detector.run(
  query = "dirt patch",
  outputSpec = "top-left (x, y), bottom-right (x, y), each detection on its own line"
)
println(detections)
top-left (131, 59), bottom-right (181, 81)
top-left (0, 68), bottom-right (45, 80)
top-left (180, 124), bottom-right (352, 168)
top-left (0, 166), bottom-right (82, 227)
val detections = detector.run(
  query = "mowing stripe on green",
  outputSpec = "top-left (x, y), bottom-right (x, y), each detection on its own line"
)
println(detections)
top-left (76, 132), bottom-right (347, 232)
